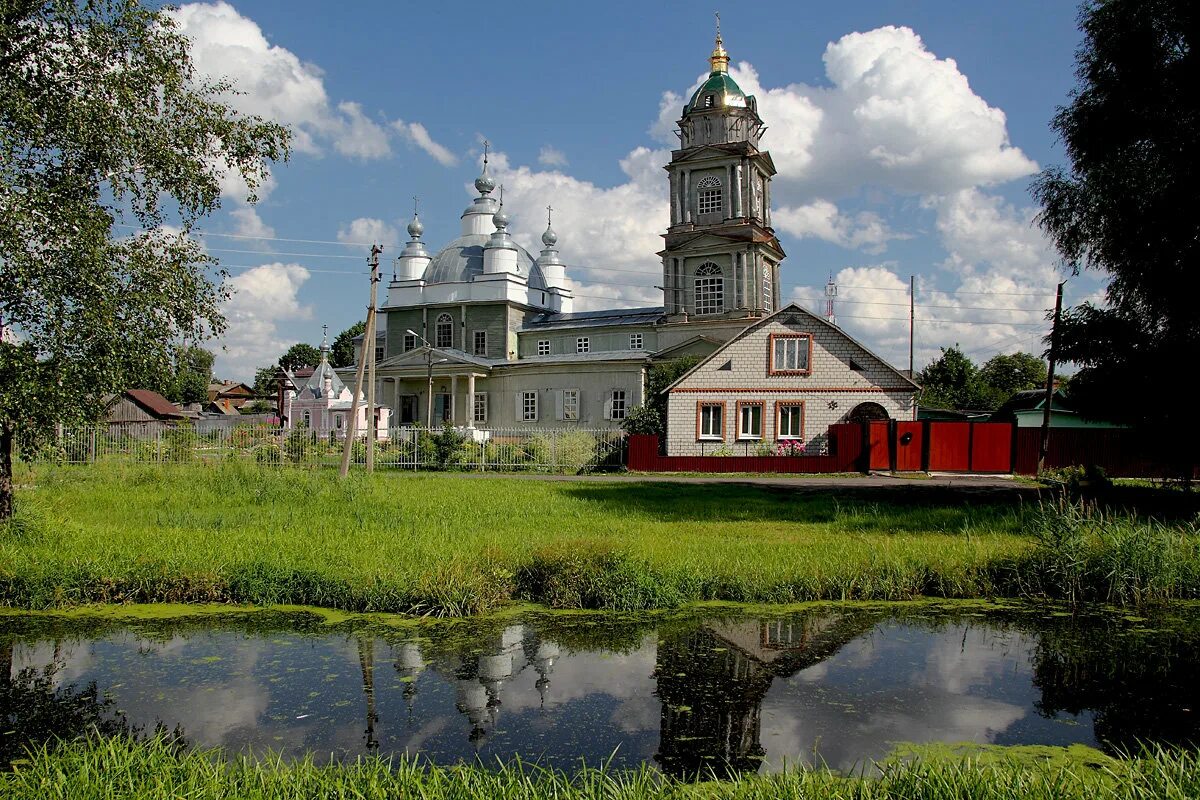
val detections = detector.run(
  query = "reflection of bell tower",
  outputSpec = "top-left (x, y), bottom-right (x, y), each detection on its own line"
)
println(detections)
top-left (394, 641), bottom-right (426, 724)
top-left (654, 628), bottom-right (772, 778)
top-left (661, 18), bottom-right (785, 322)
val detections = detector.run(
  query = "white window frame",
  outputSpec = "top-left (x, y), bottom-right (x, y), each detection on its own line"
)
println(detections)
top-left (738, 402), bottom-right (764, 440)
top-left (697, 188), bottom-right (722, 215)
top-left (335, 414), bottom-right (343, 430)
top-left (473, 392), bottom-right (488, 424)
top-left (609, 390), bottom-right (627, 421)
top-left (763, 273), bottom-right (773, 314)
top-left (562, 389), bottom-right (579, 421)
top-left (576, 337), bottom-right (590, 354)
top-left (435, 313), bottom-right (453, 349)
top-left (777, 403), bottom-right (803, 440)
top-left (473, 330), bottom-right (487, 357)
top-left (302, 410), bottom-right (311, 428)
top-left (695, 262), bottom-right (723, 316)
top-left (770, 334), bottom-right (811, 374)
top-left (537, 339), bottom-right (551, 356)
top-left (698, 403), bottom-right (724, 440)
top-left (629, 333), bottom-right (643, 350)
top-left (521, 391), bottom-right (538, 422)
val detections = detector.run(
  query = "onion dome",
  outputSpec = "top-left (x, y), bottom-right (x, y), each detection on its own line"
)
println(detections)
top-left (686, 25), bottom-right (748, 112)
top-left (407, 213), bottom-right (424, 239)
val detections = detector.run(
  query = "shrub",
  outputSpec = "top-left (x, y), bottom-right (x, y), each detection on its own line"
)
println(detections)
top-left (621, 404), bottom-right (660, 436)
top-left (282, 425), bottom-right (315, 464)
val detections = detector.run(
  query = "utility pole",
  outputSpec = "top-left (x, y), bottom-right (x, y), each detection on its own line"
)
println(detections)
top-left (908, 275), bottom-right (915, 378)
top-left (339, 244), bottom-right (382, 478)
top-left (1038, 281), bottom-right (1065, 475)
top-left (365, 244), bottom-right (381, 472)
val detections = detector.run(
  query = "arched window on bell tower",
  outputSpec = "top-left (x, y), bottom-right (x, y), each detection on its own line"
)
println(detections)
top-left (696, 175), bottom-right (723, 217)
top-left (694, 262), bottom-right (724, 316)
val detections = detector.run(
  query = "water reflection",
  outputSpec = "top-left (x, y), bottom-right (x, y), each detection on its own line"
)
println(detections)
top-left (2, 606), bottom-right (1198, 774)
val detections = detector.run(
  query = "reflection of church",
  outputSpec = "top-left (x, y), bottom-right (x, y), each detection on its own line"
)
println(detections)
top-left (391, 624), bottom-right (558, 747)
top-left (653, 613), bottom-right (875, 778)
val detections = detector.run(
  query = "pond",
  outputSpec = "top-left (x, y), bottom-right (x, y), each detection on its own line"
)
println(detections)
top-left (2, 603), bottom-right (1198, 776)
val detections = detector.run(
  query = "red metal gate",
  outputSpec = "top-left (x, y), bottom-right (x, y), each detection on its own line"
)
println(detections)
top-left (895, 421), bottom-right (924, 471)
top-left (927, 422), bottom-right (971, 471)
top-left (969, 423), bottom-right (1013, 473)
top-left (868, 421), bottom-right (891, 470)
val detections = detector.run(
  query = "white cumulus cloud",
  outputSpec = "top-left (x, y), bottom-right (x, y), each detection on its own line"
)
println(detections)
top-left (336, 217), bottom-right (400, 247)
top-left (170, 2), bottom-right (393, 165)
top-left (215, 263), bottom-right (312, 379)
top-left (392, 120), bottom-right (458, 166)
top-left (537, 146), bottom-right (569, 167)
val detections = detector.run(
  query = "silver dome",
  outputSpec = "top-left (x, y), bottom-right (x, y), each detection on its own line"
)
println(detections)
top-left (423, 233), bottom-right (546, 289)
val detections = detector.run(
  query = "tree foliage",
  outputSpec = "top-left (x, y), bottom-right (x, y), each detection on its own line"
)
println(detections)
top-left (633, 356), bottom-right (702, 437)
top-left (168, 345), bottom-right (214, 405)
top-left (1031, 0), bottom-right (1197, 469)
top-left (331, 321), bottom-right (365, 369)
top-left (918, 347), bottom-right (1047, 411)
top-left (0, 0), bottom-right (291, 518)
top-left (278, 343), bottom-right (321, 372)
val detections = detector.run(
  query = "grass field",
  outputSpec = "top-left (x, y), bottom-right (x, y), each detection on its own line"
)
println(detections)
top-left (2, 463), bottom-right (1197, 614)
top-left (4, 736), bottom-right (1198, 800)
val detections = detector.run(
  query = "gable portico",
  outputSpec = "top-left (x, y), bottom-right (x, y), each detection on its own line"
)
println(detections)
top-left (374, 346), bottom-right (490, 427)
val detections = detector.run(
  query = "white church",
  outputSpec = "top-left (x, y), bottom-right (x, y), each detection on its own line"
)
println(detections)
top-left (293, 30), bottom-right (918, 455)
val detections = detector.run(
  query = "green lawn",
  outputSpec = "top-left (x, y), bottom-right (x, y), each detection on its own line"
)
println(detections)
top-left (3, 462), bottom-right (1196, 614)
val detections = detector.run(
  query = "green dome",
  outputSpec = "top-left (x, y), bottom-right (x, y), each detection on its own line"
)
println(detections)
top-left (686, 72), bottom-right (748, 113)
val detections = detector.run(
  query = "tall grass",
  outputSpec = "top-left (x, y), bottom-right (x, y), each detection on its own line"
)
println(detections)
top-left (4, 464), bottom-right (1198, 614)
top-left (995, 500), bottom-right (1200, 604)
top-left (0, 463), bottom-right (1027, 614)
top-left (4, 735), bottom-right (1199, 800)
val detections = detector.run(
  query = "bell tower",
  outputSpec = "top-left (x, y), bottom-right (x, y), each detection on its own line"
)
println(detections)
top-left (661, 20), bottom-right (784, 322)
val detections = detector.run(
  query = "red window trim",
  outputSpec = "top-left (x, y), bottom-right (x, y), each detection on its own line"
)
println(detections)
top-left (735, 400), bottom-right (765, 439)
top-left (774, 400), bottom-right (805, 440)
top-left (695, 400), bottom-right (726, 441)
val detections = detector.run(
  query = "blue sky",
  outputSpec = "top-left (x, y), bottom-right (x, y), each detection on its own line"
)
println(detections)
top-left (166, 1), bottom-right (1100, 380)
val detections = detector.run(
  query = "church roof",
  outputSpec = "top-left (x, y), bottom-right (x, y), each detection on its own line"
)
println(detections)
top-left (423, 233), bottom-right (546, 288)
top-left (523, 307), bottom-right (664, 331)
top-left (687, 71), bottom-right (748, 113)
top-left (296, 354), bottom-right (346, 400)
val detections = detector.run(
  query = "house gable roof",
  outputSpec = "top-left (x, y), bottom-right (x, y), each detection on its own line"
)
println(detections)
top-left (123, 389), bottom-right (187, 419)
top-left (663, 303), bottom-right (920, 394)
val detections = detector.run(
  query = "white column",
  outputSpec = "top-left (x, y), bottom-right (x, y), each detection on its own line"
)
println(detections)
top-left (682, 170), bottom-right (691, 223)
top-left (725, 164), bottom-right (733, 218)
top-left (734, 162), bottom-right (743, 217)
top-left (466, 373), bottom-right (476, 429)
top-left (669, 171), bottom-right (679, 224)
top-left (450, 374), bottom-right (459, 425)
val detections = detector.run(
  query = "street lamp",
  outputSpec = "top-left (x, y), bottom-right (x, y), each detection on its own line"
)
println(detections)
top-left (407, 329), bottom-right (449, 427)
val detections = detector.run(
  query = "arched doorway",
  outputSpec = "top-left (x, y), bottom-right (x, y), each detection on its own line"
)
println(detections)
top-left (847, 402), bottom-right (890, 423)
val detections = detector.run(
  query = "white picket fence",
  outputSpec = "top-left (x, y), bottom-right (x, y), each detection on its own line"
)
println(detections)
top-left (44, 424), bottom-right (628, 473)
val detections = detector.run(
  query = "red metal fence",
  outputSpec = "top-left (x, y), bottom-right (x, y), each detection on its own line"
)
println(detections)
top-left (629, 421), bottom-right (1170, 476)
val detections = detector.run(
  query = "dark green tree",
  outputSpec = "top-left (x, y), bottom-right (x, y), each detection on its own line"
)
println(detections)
top-left (331, 321), bottom-right (366, 368)
top-left (253, 365), bottom-right (282, 396)
top-left (278, 343), bottom-right (321, 372)
top-left (633, 356), bottom-right (701, 437)
top-left (917, 347), bottom-right (992, 410)
top-left (168, 345), bottom-right (214, 405)
top-left (0, 0), bottom-right (291, 519)
top-left (979, 352), bottom-right (1048, 406)
top-left (1031, 0), bottom-right (1198, 471)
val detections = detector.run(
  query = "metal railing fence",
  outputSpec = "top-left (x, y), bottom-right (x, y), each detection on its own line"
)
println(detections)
top-left (36, 424), bottom-right (627, 474)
